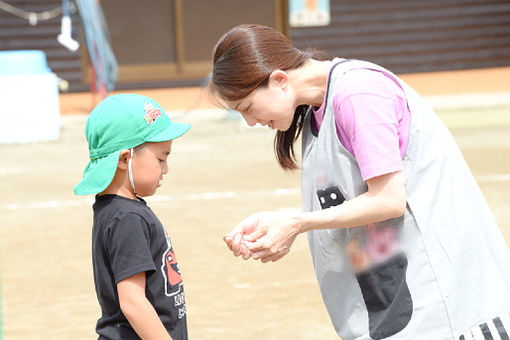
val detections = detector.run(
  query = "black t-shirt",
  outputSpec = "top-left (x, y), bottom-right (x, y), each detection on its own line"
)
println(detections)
top-left (92, 194), bottom-right (187, 340)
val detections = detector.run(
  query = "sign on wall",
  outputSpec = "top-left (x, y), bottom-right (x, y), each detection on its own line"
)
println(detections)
top-left (289, 0), bottom-right (330, 27)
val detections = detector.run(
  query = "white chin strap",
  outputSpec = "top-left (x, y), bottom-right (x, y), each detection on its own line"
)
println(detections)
top-left (128, 148), bottom-right (137, 195)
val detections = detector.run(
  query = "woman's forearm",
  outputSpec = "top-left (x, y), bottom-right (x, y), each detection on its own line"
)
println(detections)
top-left (298, 171), bottom-right (406, 233)
top-left (229, 172), bottom-right (406, 262)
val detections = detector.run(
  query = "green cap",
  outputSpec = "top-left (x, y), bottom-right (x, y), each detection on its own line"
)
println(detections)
top-left (74, 93), bottom-right (191, 195)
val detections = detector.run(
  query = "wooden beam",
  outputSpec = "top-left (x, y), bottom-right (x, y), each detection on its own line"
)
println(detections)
top-left (173, 0), bottom-right (185, 73)
top-left (274, 0), bottom-right (290, 37)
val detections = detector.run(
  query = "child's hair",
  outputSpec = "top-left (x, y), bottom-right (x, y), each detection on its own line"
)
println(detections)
top-left (209, 24), bottom-right (329, 170)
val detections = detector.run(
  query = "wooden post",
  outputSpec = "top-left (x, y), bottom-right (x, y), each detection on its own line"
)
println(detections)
top-left (275, 0), bottom-right (290, 38)
top-left (173, 0), bottom-right (185, 74)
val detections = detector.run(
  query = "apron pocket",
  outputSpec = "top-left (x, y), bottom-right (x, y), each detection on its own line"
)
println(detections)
top-left (355, 252), bottom-right (413, 340)
top-left (316, 186), bottom-right (345, 209)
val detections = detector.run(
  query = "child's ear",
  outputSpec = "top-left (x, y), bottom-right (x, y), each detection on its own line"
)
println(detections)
top-left (268, 70), bottom-right (289, 90)
top-left (117, 150), bottom-right (131, 170)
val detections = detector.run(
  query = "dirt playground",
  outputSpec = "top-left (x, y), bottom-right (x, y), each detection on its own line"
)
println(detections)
top-left (1, 68), bottom-right (510, 339)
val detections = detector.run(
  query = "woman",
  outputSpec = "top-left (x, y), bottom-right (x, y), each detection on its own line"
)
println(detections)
top-left (210, 24), bottom-right (510, 340)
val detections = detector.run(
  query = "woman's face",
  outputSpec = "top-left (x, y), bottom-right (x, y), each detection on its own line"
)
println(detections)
top-left (229, 72), bottom-right (296, 131)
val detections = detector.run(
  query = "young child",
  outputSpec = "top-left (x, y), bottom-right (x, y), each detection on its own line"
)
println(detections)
top-left (74, 94), bottom-right (191, 340)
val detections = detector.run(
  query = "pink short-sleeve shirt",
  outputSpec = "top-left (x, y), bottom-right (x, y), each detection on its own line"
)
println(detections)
top-left (313, 64), bottom-right (411, 181)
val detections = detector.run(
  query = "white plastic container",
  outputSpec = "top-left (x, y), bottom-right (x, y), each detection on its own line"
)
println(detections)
top-left (0, 50), bottom-right (60, 144)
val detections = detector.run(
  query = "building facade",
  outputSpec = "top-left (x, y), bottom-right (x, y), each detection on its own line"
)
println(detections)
top-left (1, 0), bottom-right (509, 92)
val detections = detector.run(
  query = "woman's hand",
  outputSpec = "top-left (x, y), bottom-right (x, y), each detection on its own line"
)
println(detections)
top-left (223, 172), bottom-right (406, 262)
top-left (223, 212), bottom-right (268, 260)
top-left (224, 211), bottom-right (304, 263)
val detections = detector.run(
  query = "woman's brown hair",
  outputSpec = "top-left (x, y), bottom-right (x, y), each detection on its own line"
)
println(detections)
top-left (209, 24), bottom-right (328, 170)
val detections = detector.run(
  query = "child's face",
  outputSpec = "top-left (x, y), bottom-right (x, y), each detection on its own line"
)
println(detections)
top-left (132, 140), bottom-right (173, 196)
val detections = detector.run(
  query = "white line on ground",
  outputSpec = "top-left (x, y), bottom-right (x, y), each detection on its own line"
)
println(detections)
top-left (1, 188), bottom-right (300, 211)
top-left (2, 174), bottom-right (508, 212)
top-left (477, 174), bottom-right (510, 182)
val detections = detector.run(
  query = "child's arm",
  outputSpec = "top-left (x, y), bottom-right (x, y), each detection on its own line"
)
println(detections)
top-left (117, 272), bottom-right (173, 340)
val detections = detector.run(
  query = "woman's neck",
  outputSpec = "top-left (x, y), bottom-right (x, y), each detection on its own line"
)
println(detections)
top-left (290, 59), bottom-right (332, 107)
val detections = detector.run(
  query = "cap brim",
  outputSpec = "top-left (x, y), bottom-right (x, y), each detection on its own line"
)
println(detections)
top-left (147, 122), bottom-right (191, 142)
top-left (74, 150), bottom-right (120, 195)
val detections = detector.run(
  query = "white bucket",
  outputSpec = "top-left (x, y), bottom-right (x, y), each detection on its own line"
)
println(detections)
top-left (0, 50), bottom-right (60, 144)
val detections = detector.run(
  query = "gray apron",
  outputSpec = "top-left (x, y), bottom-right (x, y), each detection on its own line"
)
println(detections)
top-left (301, 59), bottom-right (510, 340)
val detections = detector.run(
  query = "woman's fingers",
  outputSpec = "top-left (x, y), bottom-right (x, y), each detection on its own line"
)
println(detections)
top-left (224, 211), bottom-right (299, 262)
top-left (223, 234), bottom-right (254, 260)
top-left (240, 241), bottom-right (252, 260)
top-left (245, 238), bottom-right (265, 252)
top-left (255, 248), bottom-right (289, 263)
top-left (249, 238), bottom-right (291, 262)
top-left (223, 213), bottom-right (265, 258)
top-left (242, 223), bottom-right (267, 242)
top-left (223, 235), bottom-right (233, 251)
top-left (232, 233), bottom-right (243, 256)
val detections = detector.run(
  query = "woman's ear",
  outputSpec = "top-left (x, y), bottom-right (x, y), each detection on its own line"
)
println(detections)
top-left (268, 70), bottom-right (289, 90)
top-left (117, 150), bottom-right (131, 170)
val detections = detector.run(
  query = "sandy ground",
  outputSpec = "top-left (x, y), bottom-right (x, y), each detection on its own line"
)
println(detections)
top-left (1, 67), bottom-right (510, 339)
